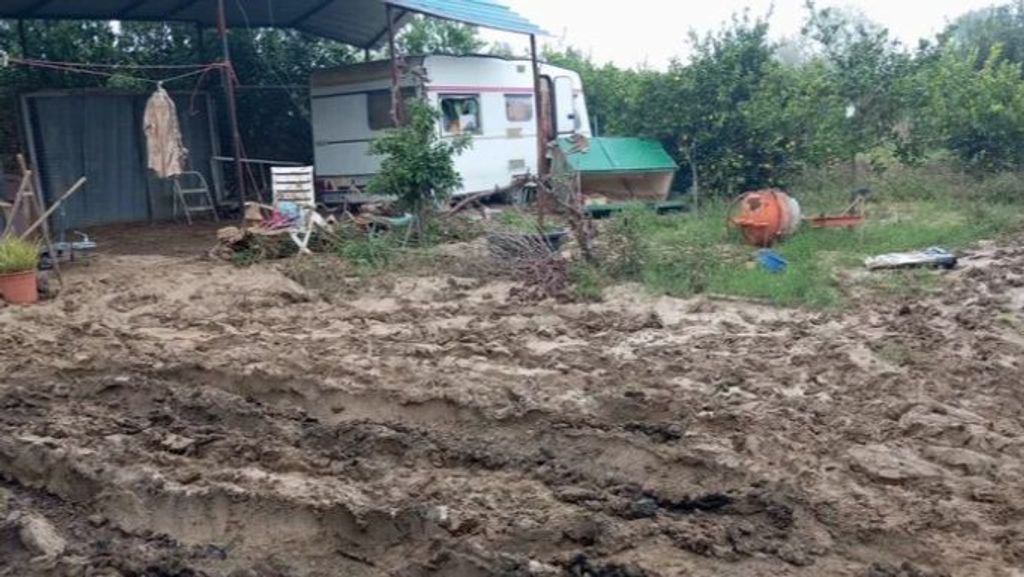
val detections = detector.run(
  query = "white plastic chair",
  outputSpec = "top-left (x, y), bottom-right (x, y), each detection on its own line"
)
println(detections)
top-left (271, 166), bottom-right (320, 253)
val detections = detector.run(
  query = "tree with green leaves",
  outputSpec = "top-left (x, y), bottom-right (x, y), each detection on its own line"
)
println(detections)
top-left (634, 13), bottom-right (796, 197)
top-left (544, 47), bottom-right (656, 137)
top-left (922, 47), bottom-right (1024, 172)
top-left (368, 100), bottom-right (471, 233)
top-left (398, 16), bottom-right (485, 56)
top-left (802, 2), bottom-right (911, 181)
top-left (938, 1), bottom-right (1024, 69)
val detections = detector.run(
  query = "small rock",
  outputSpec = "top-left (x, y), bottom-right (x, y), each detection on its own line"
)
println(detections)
top-left (161, 433), bottom-right (196, 454)
top-left (527, 559), bottom-right (560, 576)
top-left (426, 505), bottom-right (450, 525)
top-left (18, 514), bottom-right (66, 559)
top-left (87, 514), bottom-right (107, 527)
top-left (922, 446), bottom-right (997, 477)
top-left (177, 469), bottom-right (202, 485)
top-left (0, 487), bottom-right (11, 519)
top-left (58, 555), bottom-right (88, 577)
top-left (848, 444), bottom-right (945, 483)
top-left (621, 497), bottom-right (659, 520)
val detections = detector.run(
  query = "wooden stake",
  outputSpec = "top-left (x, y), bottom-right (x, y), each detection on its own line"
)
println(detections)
top-left (20, 177), bottom-right (87, 239)
top-left (1, 172), bottom-right (30, 237)
top-left (11, 154), bottom-right (77, 287)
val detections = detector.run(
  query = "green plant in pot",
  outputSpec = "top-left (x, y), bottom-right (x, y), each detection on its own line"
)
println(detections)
top-left (0, 236), bottom-right (41, 304)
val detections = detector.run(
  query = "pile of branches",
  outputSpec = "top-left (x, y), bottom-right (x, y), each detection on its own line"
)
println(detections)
top-left (486, 230), bottom-right (572, 302)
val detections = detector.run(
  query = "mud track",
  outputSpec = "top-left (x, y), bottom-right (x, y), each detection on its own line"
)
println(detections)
top-left (2, 242), bottom-right (1024, 576)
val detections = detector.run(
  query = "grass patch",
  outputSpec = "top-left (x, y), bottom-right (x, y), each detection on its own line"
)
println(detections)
top-left (570, 262), bottom-right (607, 302)
top-left (596, 194), bottom-right (1024, 308)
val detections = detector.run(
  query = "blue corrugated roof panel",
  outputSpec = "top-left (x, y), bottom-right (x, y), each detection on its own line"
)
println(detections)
top-left (388, 0), bottom-right (545, 36)
top-left (0, 0), bottom-right (543, 48)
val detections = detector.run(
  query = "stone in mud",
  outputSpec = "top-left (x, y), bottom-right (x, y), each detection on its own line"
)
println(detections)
top-left (620, 497), bottom-right (659, 519)
top-left (865, 561), bottom-right (951, 577)
top-left (160, 433), bottom-right (196, 454)
top-left (18, 514), bottom-right (66, 559)
top-left (0, 486), bottom-right (10, 519)
top-left (922, 446), bottom-right (997, 477)
top-left (563, 517), bottom-right (604, 546)
top-left (567, 554), bottom-right (649, 577)
top-left (848, 444), bottom-right (945, 483)
top-left (528, 559), bottom-right (561, 576)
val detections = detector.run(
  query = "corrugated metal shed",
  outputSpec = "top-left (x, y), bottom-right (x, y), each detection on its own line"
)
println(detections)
top-left (556, 137), bottom-right (678, 173)
top-left (23, 90), bottom-right (219, 228)
top-left (0, 1), bottom-right (543, 48)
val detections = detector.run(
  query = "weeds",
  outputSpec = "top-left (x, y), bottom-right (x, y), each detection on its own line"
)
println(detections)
top-left (569, 262), bottom-right (606, 302)
top-left (590, 175), bottom-right (1024, 308)
top-left (335, 230), bottom-right (399, 270)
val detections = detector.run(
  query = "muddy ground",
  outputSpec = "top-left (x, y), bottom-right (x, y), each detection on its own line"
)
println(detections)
top-left (1, 226), bottom-right (1023, 577)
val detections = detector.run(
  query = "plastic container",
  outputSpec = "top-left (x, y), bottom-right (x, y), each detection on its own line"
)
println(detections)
top-left (757, 249), bottom-right (788, 273)
top-left (0, 269), bottom-right (39, 304)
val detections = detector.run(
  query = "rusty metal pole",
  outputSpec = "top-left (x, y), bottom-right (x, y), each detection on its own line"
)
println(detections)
top-left (217, 0), bottom-right (246, 207)
top-left (386, 4), bottom-right (402, 126)
top-left (17, 20), bottom-right (27, 57)
top-left (530, 34), bottom-right (546, 226)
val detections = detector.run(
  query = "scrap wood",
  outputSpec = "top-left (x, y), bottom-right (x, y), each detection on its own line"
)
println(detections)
top-left (445, 178), bottom-right (528, 218)
top-left (19, 177), bottom-right (87, 239)
top-left (1, 171), bottom-right (32, 237)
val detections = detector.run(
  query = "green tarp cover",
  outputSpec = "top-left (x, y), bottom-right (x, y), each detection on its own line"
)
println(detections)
top-left (556, 137), bottom-right (677, 174)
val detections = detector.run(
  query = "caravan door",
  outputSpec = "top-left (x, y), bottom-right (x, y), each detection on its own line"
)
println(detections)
top-left (553, 76), bottom-right (577, 135)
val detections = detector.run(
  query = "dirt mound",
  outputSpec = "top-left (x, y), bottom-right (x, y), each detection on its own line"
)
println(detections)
top-left (2, 243), bottom-right (1024, 576)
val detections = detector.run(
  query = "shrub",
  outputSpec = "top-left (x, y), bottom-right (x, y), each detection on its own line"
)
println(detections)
top-left (367, 99), bottom-right (471, 234)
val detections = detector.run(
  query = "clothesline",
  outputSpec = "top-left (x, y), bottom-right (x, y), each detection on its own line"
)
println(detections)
top-left (1, 51), bottom-right (231, 86)
top-left (2, 50), bottom-right (260, 199)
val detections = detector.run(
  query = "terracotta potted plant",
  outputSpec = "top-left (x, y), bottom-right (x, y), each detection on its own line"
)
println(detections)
top-left (0, 236), bottom-right (40, 304)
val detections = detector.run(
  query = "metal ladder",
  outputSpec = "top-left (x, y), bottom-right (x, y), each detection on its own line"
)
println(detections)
top-left (172, 171), bottom-right (219, 225)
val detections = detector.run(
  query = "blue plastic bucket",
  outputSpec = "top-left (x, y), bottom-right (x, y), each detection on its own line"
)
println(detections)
top-left (757, 249), bottom-right (788, 273)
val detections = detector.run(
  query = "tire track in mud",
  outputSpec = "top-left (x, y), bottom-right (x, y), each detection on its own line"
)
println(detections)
top-left (0, 367), bottom-right (832, 576)
top-left (5, 247), bottom-right (1024, 576)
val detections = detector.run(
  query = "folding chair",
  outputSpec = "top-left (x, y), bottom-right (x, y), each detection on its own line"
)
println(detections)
top-left (271, 166), bottom-right (321, 253)
top-left (172, 171), bottom-right (219, 225)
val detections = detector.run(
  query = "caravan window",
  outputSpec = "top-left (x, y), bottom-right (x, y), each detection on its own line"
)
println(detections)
top-left (440, 95), bottom-right (482, 135)
top-left (505, 94), bottom-right (533, 122)
top-left (367, 88), bottom-right (414, 130)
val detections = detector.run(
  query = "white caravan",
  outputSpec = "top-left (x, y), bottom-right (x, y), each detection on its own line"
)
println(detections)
top-left (309, 54), bottom-right (591, 200)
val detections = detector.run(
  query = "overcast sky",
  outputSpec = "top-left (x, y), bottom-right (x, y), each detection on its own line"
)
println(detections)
top-left (485, 0), bottom-right (1000, 68)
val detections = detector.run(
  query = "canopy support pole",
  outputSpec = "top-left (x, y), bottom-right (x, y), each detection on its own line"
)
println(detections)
top-left (217, 0), bottom-right (246, 208)
top-left (530, 34), bottom-right (547, 226)
top-left (17, 20), bottom-right (27, 57)
top-left (386, 4), bottom-right (402, 126)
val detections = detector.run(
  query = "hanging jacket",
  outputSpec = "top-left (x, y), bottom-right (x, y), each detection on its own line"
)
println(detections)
top-left (143, 85), bottom-right (187, 178)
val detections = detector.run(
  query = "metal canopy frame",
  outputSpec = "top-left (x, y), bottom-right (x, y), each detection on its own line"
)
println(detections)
top-left (0, 1), bottom-right (542, 50)
top-left (2, 0), bottom-right (548, 210)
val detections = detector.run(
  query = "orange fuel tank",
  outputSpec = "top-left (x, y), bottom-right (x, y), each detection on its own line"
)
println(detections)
top-left (729, 189), bottom-right (801, 247)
